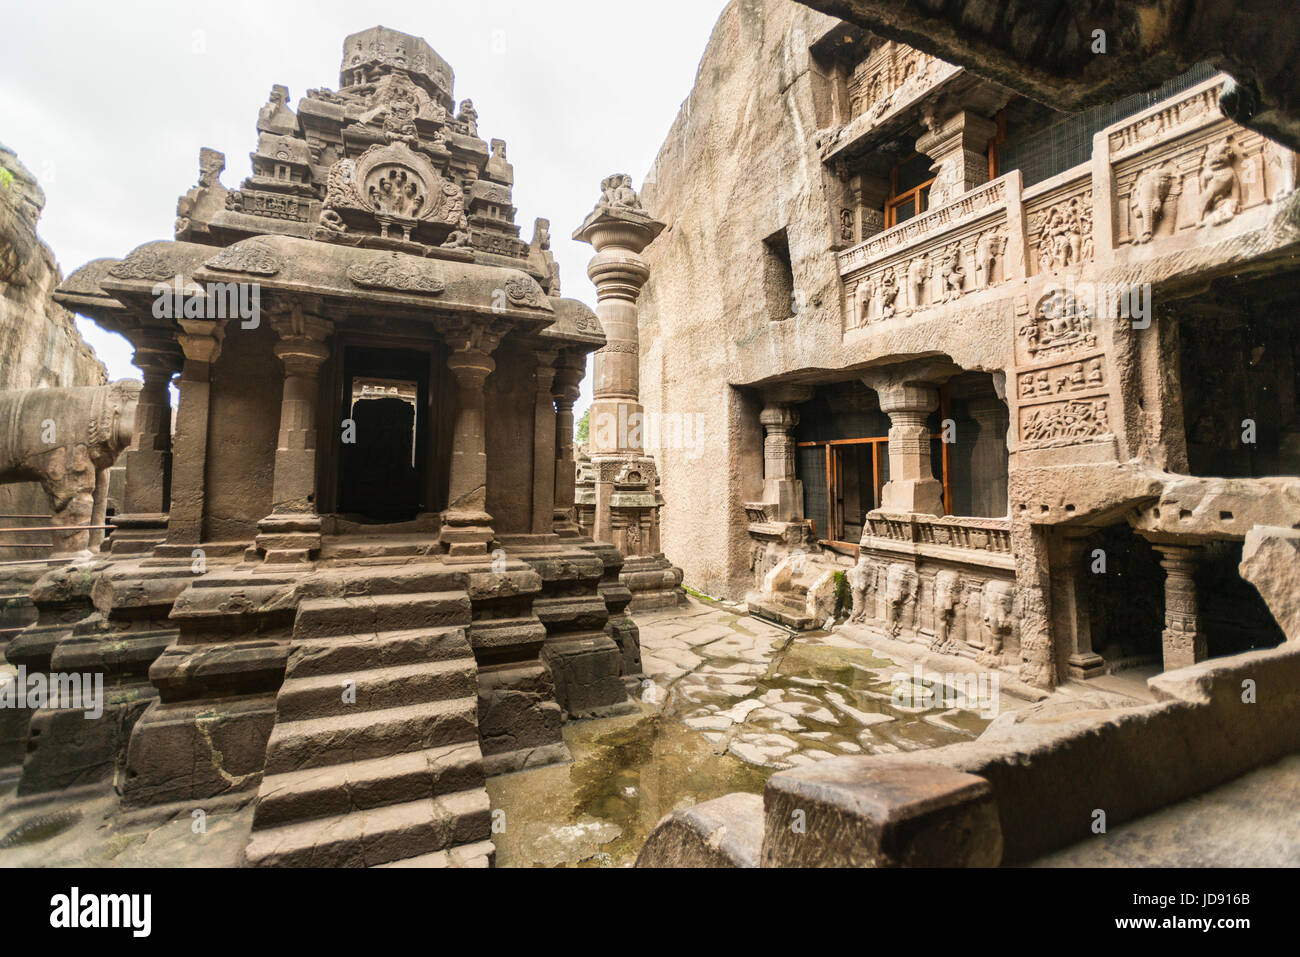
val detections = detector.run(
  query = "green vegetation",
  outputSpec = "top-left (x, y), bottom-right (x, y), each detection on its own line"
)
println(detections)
top-left (576, 408), bottom-right (590, 444)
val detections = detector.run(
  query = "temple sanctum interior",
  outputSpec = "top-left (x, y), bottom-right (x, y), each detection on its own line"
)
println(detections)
top-left (1, 2), bottom-right (1299, 879)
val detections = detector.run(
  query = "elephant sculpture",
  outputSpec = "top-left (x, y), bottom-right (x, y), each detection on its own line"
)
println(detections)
top-left (884, 563), bottom-right (917, 637)
top-left (980, 579), bottom-right (1016, 663)
top-left (1130, 165), bottom-right (1174, 243)
top-left (931, 570), bottom-right (962, 652)
top-left (848, 557), bottom-right (872, 622)
top-left (0, 381), bottom-right (140, 557)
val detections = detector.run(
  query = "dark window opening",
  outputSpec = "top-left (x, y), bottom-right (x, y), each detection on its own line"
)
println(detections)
top-left (762, 228), bottom-right (796, 321)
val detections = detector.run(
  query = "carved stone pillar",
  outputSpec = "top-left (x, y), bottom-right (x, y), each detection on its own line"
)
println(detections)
top-left (440, 324), bottom-right (502, 557)
top-left (552, 352), bottom-right (584, 537)
top-left (966, 397), bottom-right (1009, 518)
top-left (915, 110), bottom-right (997, 209)
top-left (574, 175), bottom-right (684, 609)
top-left (165, 319), bottom-right (226, 547)
top-left (1058, 533), bottom-right (1106, 679)
top-left (865, 375), bottom-right (946, 516)
top-left (255, 308), bottom-right (331, 563)
top-left (1154, 543), bottom-right (1208, 671)
top-left (531, 349), bottom-right (559, 534)
top-left (111, 338), bottom-right (182, 554)
top-left (850, 173), bottom-right (891, 241)
top-left (759, 385), bottom-right (812, 523)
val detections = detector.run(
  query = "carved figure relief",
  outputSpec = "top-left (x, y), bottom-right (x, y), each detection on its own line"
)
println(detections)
top-left (974, 229), bottom-right (1006, 288)
top-left (979, 580), bottom-right (1015, 663)
top-left (1020, 398), bottom-right (1111, 444)
top-left (1198, 136), bottom-right (1241, 225)
top-left (1018, 358), bottom-right (1105, 399)
top-left (853, 278), bottom-right (872, 328)
top-left (1033, 194), bottom-right (1093, 271)
top-left (940, 244), bottom-right (965, 301)
top-left (877, 266), bottom-right (900, 319)
top-left (884, 563), bottom-right (917, 637)
top-left (1130, 164), bottom-right (1174, 243)
top-left (930, 570), bottom-right (961, 652)
top-left (906, 252), bottom-right (932, 313)
top-left (848, 558), bottom-right (872, 622)
top-left (1020, 290), bottom-right (1096, 359)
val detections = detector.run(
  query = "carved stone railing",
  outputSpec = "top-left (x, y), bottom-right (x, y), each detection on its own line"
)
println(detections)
top-left (865, 511), bottom-right (1012, 555)
top-left (837, 175), bottom-right (1014, 331)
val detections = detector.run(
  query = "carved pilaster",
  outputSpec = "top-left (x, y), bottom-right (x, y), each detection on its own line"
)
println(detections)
top-left (256, 307), bottom-right (332, 563)
top-left (166, 320), bottom-right (227, 546)
top-left (1154, 543), bottom-right (1208, 671)
top-left (111, 337), bottom-right (183, 553)
top-left (439, 320), bottom-right (504, 557)
top-left (915, 110), bottom-right (997, 209)
top-left (864, 372), bottom-right (948, 516)
top-left (552, 353), bottom-right (585, 536)
top-left (1059, 534), bottom-right (1105, 679)
top-left (531, 349), bottom-right (559, 534)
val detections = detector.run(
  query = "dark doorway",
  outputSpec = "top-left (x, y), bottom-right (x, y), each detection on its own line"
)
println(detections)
top-left (337, 346), bottom-right (430, 522)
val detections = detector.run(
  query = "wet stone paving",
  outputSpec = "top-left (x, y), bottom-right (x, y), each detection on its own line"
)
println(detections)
top-left (638, 597), bottom-right (995, 769)
top-left (487, 595), bottom-right (1002, 866)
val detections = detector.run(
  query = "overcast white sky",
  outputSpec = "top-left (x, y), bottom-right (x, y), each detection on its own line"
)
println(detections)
top-left (2, 0), bottom-right (728, 414)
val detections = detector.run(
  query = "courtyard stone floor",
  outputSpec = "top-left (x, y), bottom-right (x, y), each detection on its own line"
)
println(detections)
top-left (1, 594), bottom-right (1294, 867)
top-left (487, 596), bottom-right (1020, 866)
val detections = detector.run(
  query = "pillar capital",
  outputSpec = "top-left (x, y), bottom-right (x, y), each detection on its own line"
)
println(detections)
top-left (177, 319), bottom-right (227, 367)
top-left (862, 361), bottom-right (958, 414)
top-left (552, 353), bottom-right (585, 407)
top-left (760, 404), bottom-right (800, 432)
top-left (761, 383), bottom-right (814, 408)
top-left (915, 109), bottom-right (997, 208)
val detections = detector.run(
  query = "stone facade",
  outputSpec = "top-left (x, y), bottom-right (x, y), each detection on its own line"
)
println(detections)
top-left (638, 0), bottom-right (1300, 690)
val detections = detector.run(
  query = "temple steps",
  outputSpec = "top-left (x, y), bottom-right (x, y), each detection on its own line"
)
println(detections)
top-left (244, 579), bottom-right (494, 868)
top-left (287, 626), bottom-right (473, 678)
top-left (375, 839), bottom-right (495, 868)
top-left (244, 789), bottom-right (491, 868)
top-left (252, 742), bottom-right (484, 829)
top-left (293, 592), bottom-right (472, 640)
top-left (263, 697), bottom-right (479, 774)
top-left (275, 658), bottom-right (477, 721)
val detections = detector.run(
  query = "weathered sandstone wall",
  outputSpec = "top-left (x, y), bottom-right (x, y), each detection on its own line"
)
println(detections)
top-left (639, 0), bottom-right (846, 599)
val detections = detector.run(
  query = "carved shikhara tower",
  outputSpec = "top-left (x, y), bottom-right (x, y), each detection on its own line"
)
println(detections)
top-left (574, 177), bottom-right (685, 610)
top-left (20, 26), bottom-right (644, 867)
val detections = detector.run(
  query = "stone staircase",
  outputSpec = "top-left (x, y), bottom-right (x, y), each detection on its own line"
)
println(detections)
top-left (243, 580), bottom-right (494, 867)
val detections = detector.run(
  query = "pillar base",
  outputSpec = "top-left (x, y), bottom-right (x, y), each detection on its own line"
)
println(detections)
top-left (1067, 651), bottom-right (1107, 680)
top-left (1161, 628), bottom-right (1208, 672)
top-left (255, 513), bottom-right (322, 564)
top-left (439, 509), bottom-right (495, 558)
top-left (107, 513), bottom-right (169, 555)
top-left (881, 478), bottom-right (946, 516)
top-left (622, 553), bottom-right (687, 612)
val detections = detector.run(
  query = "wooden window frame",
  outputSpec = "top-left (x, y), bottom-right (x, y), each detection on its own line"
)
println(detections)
top-left (884, 156), bottom-right (934, 229)
top-left (797, 385), bottom-right (956, 548)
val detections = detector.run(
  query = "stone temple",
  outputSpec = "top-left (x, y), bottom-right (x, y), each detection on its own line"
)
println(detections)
top-left (2, 6), bottom-right (1300, 870)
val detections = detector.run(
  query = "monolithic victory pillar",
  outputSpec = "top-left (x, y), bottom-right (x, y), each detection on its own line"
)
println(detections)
top-left (573, 174), bottom-right (684, 610)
